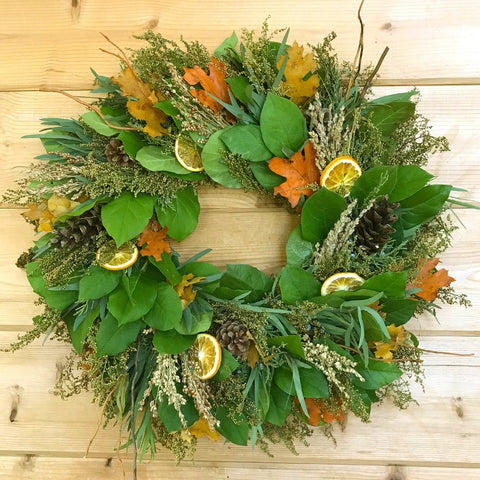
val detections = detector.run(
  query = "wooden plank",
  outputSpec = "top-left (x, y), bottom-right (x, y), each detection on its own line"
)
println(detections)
top-left (2, 86), bottom-right (479, 198)
top-left (1, 1), bottom-right (480, 90)
top-left (2, 456), bottom-right (480, 480)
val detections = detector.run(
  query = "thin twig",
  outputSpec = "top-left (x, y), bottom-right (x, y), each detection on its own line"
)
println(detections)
top-left (345, 0), bottom-right (365, 100)
top-left (402, 344), bottom-right (475, 357)
top-left (358, 46), bottom-right (389, 102)
top-left (338, 344), bottom-right (423, 363)
top-left (130, 343), bottom-right (140, 480)
top-left (39, 88), bottom-right (138, 132)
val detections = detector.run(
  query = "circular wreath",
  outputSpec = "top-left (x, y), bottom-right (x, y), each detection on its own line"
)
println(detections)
top-left (5, 21), bottom-right (473, 464)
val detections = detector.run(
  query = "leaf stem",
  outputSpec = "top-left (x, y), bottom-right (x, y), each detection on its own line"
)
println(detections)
top-left (358, 46), bottom-right (390, 102)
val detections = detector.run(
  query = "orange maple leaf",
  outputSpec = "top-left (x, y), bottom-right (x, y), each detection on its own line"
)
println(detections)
top-left (137, 219), bottom-right (171, 261)
top-left (112, 67), bottom-right (168, 137)
top-left (407, 258), bottom-right (455, 302)
top-left (183, 58), bottom-right (231, 114)
top-left (295, 398), bottom-right (345, 425)
top-left (268, 142), bottom-right (320, 207)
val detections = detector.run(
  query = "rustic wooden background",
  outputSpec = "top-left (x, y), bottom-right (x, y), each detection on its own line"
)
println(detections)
top-left (1, 1), bottom-right (479, 479)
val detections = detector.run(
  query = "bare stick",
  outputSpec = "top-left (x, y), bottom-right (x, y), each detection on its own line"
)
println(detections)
top-left (358, 46), bottom-right (389, 102)
top-left (402, 344), bottom-right (475, 357)
top-left (130, 344), bottom-right (140, 480)
top-left (345, 0), bottom-right (365, 100)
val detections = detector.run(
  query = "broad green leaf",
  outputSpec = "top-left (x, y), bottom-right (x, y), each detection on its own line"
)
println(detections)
top-left (221, 124), bottom-right (272, 162)
top-left (26, 262), bottom-right (77, 310)
top-left (220, 264), bottom-right (273, 302)
top-left (117, 131), bottom-right (146, 158)
top-left (260, 93), bottom-right (307, 157)
top-left (388, 166), bottom-right (434, 202)
top-left (144, 282), bottom-right (183, 331)
top-left (368, 91), bottom-right (418, 106)
top-left (81, 111), bottom-right (119, 136)
top-left (273, 364), bottom-right (329, 398)
top-left (286, 225), bottom-right (313, 267)
top-left (361, 310), bottom-right (390, 342)
top-left (368, 101), bottom-right (416, 136)
top-left (214, 31), bottom-right (238, 58)
top-left (382, 298), bottom-right (418, 326)
top-left (175, 298), bottom-right (213, 335)
top-left (214, 407), bottom-right (249, 445)
top-left (301, 188), bottom-right (347, 243)
top-left (267, 335), bottom-right (305, 358)
top-left (249, 161), bottom-right (284, 192)
top-left (136, 146), bottom-right (193, 175)
top-left (150, 251), bottom-right (182, 285)
top-left (201, 128), bottom-right (242, 188)
top-left (279, 265), bottom-right (321, 304)
top-left (361, 271), bottom-right (407, 299)
top-left (78, 266), bottom-right (122, 301)
top-left (156, 392), bottom-right (199, 432)
top-left (350, 166), bottom-right (398, 206)
top-left (265, 383), bottom-right (292, 426)
top-left (352, 357), bottom-right (402, 390)
top-left (107, 271), bottom-right (158, 325)
top-left (213, 348), bottom-right (239, 381)
top-left (152, 329), bottom-right (195, 354)
top-left (155, 187), bottom-right (200, 241)
top-left (101, 192), bottom-right (155, 246)
top-left (95, 313), bottom-right (142, 356)
top-left (179, 262), bottom-right (222, 293)
top-left (65, 306), bottom-right (99, 354)
top-left (226, 76), bottom-right (251, 106)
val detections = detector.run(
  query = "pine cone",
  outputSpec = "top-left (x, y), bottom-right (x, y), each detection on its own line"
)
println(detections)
top-left (216, 320), bottom-right (251, 358)
top-left (50, 205), bottom-right (104, 250)
top-left (105, 138), bottom-right (132, 167)
top-left (355, 196), bottom-right (399, 254)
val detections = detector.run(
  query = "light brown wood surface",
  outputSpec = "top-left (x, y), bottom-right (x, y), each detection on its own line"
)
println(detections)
top-left (1, 1), bottom-right (479, 479)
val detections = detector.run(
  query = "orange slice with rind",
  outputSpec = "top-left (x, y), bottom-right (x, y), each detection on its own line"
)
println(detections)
top-left (320, 156), bottom-right (362, 196)
top-left (96, 241), bottom-right (139, 271)
top-left (175, 135), bottom-right (204, 172)
top-left (187, 333), bottom-right (222, 380)
top-left (320, 272), bottom-right (365, 296)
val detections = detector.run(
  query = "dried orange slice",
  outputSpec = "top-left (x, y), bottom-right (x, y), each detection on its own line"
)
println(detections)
top-left (320, 156), bottom-right (362, 196)
top-left (320, 272), bottom-right (365, 296)
top-left (187, 333), bottom-right (222, 380)
top-left (96, 241), bottom-right (138, 271)
top-left (175, 135), bottom-right (204, 172)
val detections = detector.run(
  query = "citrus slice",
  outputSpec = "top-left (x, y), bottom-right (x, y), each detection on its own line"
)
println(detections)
top-left (320, 272), bottom-right (365, 296)
top-left (174, 135), bottom-right (204, 172)
top-left (320, 156), bottom-right (362, 196)
top-left (187, 333), bottom-right (222, 380)
top-left (96, 241), bottom-right (138, 271)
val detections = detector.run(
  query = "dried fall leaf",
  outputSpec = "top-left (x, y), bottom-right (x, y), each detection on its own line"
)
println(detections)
top-left (407, 258), bottom-right (455, 302)
top-left (268, 142), bottom-right (320, 207)
top-left (174, 273), bottom-right (205, 310)
top-left (112, 67), bottom-right (168, 137)
top-left (188, 416), bottom-right (220, 441)
top-left (246, 342), bottom-right (260, 368)
top-left (183, 58), bottom-right (231, 114)
top-left (295, 398), bottom-right (345, 425)
top-left (277, 41), bottom-right (320, 105)
top-left (137, 219), bottom-right (171, 261)
top-left (374, 324), bottom-right (409, 362)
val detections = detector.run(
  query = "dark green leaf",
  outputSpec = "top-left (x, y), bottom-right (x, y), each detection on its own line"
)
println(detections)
top-left (214, 406), bottom-right (249, 445)
top-left (352, 357), bottom-right (402, 390)
top-left (117, 131), bottom-right (146, 158)
top-left (179, 262), bottom-right (222, 294)
top-left (213, 348), bottom-right (239, 381)
top-left (95, 313), bottom-right (141, 356)
top-left (249, 161), bottom-right (284, 192)
top-left (265, 382), bottom-right (292, 426)
top-left (350, 166), bottom-right (397, 206)
top-left (388, 166), bottom-right (434, 202)
top-left (152, 329), bottom-right (195, 354)
top-left (267, 335), bottom-right (305, 358)
top-left (175, 298), bottom-right (213, 335)
top-left (368, 101), bottom-right (416, 136)
top-left (221, 264), bottom-right (273, 302)
top-left (156, 392), bottom-right (199, 432)
top-left (81, 111), bottom-right (120, 136)
top-left (149, 251), bottom-right (182, 285)
top-left (214, 31), bottom-right (238, 58)
top-left (361, 271), bottom-right (407, 299)
top-left (221, 124), bottom-right (272, 162)
top-left (368, 91), bottom-right (418, 106)
top-left (382, 298), bottom-right (418, 326)
top-left (144, 282), bottom-right (183, 331)
top-left (78, 266), bottom-right (122, 301)
top-left (226, 76), bottom-right (251, 106)
top-left (279, 265), bottom-right (321, 304)
top-left (286, 225), bottom-right (313, 267)
top-left (65, 306), bottom-right (99, 354)
top-left (273, 364), bottom-right (328, 398)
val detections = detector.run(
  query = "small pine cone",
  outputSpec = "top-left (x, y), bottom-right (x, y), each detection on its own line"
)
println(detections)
top-left (105, 138), bottom-right (132, 167)
top-left (50, 205), bottom-right (104, 250)
top-left (355, 196), bottom-right (399, 254)
top-left (216, 320), bottom-right (251, 358)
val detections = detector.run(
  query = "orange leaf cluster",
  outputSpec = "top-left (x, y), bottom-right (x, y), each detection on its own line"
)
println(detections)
top-left (296, 398), bottom-right (345, 426)
top-left (268, 142), bottom-right (320, 207)
top-left (137, 219), bottom-right (171, 261)
top-left (277, 41), bottom-right (320, 105)
top-left (187, 416), bottom-right (220, 441)
top-left (174, 273), bottom-right (205, 310)
top-left (407, 258), bottom-right (455, 302)
top-left (112, 67), bottom-right (168, 137)
top-left (374, 324), bottom-right (409, 362)
top-left (183, 58), bottom-right (231, 114)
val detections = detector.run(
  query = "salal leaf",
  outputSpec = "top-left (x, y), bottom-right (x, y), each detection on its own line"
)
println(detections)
top-left (96, 313), bottom-right (142, 356)
top-left (350, 166), bottom-right (398, 206)
top-left (144, 282), bottom-right (183, 331)
top-left (260, 93), bottom-right (307, 157)
top-left (150, 251), bottom-right (182, 285)
top-left (214, 31), bottom-right (238, 58)
top-left (136, 146), bottom-right (193, 175)
top-left (213, 349), bottom-right (240, 382)
top-left (389, 166), bottom-right (434, 202)
top-left (361, 271), bottom-right (407, 299)
top-left (221, 124), bottom-right (272, 162)
top-left (286, 225), bottom-right (313, 267)
top-left (153, 329), bottom-right (195, 354)
top-left (352, 357), bottom-right (402, 390)
top-left (175, 298), bottom-right (213, 335)
top-left (273, 364), bottom-right (329, 398)
top-left (249, 161), bottom-right (284, 192)
top-left (220, 264), bottom-right (273, 302)
top-left (78, 266), bottom-right (122, 301)
top-left (279, 265), bottom-right (320, 305)
top-left (117, 131), bottom-right (146, 158)
top-left (156, 392), bottom-right (198, 432)
top-left (382, 298), bottom-right (418, 326)
top-left (101, 192), bottom-right (155, 246)
top-left (265, 383), bottom-right (292, 426)
top-left (214, 407), bottom-right (249, 446)
top-left (267, 335), bottom-right (305, 358)
top-left (368, 101), bottom-right (416, 136)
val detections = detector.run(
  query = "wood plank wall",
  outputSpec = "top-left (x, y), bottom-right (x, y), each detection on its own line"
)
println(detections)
top-left (1, 1), bottom-right (479, 478)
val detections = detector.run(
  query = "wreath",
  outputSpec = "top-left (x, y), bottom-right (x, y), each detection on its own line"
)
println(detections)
top-left (4, 19), bottom-right (474, 466)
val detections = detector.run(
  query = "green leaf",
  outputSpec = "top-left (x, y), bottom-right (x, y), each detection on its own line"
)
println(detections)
top-left (273, 364), bottom-right (329, 398)
top-left (201, 128), bottom-right (242, 188)
top-left (260, 93), bottom-right (307, 157)
top-left (350, 166), bottom-right (397, 206)
top-left (78, 266), bottom-right (122, 301)
top-left (214, 31), bottom-right (238, 58)
top-left (220, 264), bottom-right (273, 302)
top-left (107, 271), bottom-right (158, 325)
top-left (156, 391), bottom-right (199, 432)
top-left (144, 282), bottom-right (183, 331)
top-left (26, 262), bottom-right (77, 310)
top-left (150, 251), bottom-right (182, 285)
top-left (286, 225), bottom-right (313, 267)
top-left (155, 187), bottom-right (200, 241)
top-left (65, 306), bottom-right (99, 354)
top-left (388, 166), bottom-right (434, 202)
top-left (267, 335), bottom-right (305, 358)
top-left (265, 382), bottom-right (292, 426)
top-left (175, 298), bottom-right (213, 335)
top-left (101, 192), bottom-right (155, 246)
top-left (382, 298), bottom-right (418, 326)
top-left (221, 124), bottom-right (272, 162)
top-left (361, 271), bottom-right (407, 299)
top-left (301, 188), bottom-right (347, 243)
top-left (213, 348), bottom-right (239, 381)
top-left (279, 265), bottom-right (321, 305)
top-left (56, 197), bottom-right (106, 223)
top-left (214, 407), bottom-right (249, 446)
top-left (249, 161), bottom-right (284, 192)
top-left (352, 357), bottom-right (402, 390)
top-left (95, 313), bottom-right (141, 356)
top-left (152, 329), bottom-right (195, 354)
top-left (368, 101), bottom-right (416, 136)
top-left (117, 131), bottom-right (146, 158)
top-left (226, 76), bottom-right (251, 106)
top-left (81, 111), bottom-right (119, 136)
top-left (136, 146), bottom-right (193, 175)
top-left (179, 262), bottom-right (222, 294)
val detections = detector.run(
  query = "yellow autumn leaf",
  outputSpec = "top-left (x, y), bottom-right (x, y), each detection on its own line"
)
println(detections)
top-left (188, 416), bottom-right (220, 441)
top-left (277, 41), bottom-right (320, 105)
top-left (174, 273), bottom-right (205, 310)
top-left (374, 324), bottom-right (409, 362)
top-left (47, 194), bottom-right (80, 218)
top-left (112, 67), bottom-right (169, 138)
